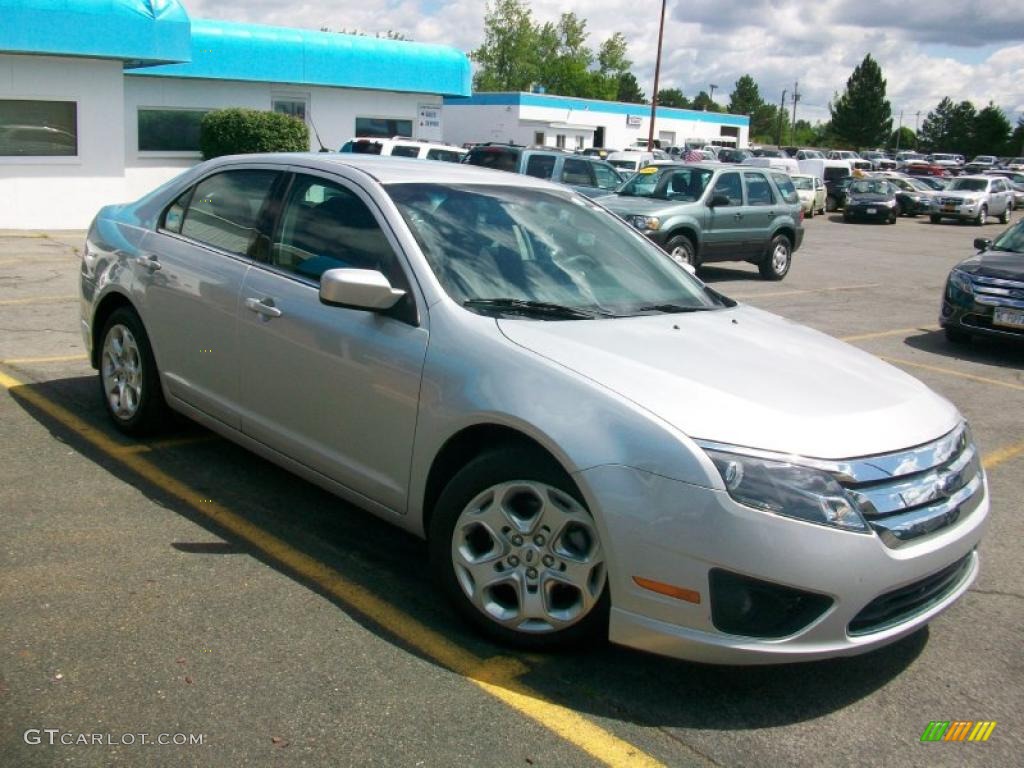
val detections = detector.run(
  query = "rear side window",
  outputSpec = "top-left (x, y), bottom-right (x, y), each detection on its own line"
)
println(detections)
top-left (823, 166), bottom-right (850, 182)
top-left (390, 144), bottom-right (421, 158)
top-left (525, 154), bottom-right (556, 179)
top-left (561, 158), bottom-right (596, 187)
top-left (466, 147), bottom-right (519, 172)
top-left (593, 163), bottom-right (622, 190)
top-left (744, 172), bottom-right (776, 206)
top-left (770, 173), bottom-right (800, 205)
top-left (179, 170), bottom-right (279, 255)
top-left (426, 148), bottom-right (464, 163)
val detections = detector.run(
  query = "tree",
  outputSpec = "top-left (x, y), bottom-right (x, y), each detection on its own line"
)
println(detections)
top-left (656, 88), bottom-right (689, 109)
top-left (829, 53), bottom-right (893, 148)
top-left (1010, 117), bottom-right (1024, 157)
top-left (616, 72), bottom-right (646, 103)
top-left (691, 90), bottom-right (723, 113)
top-left (534, 13), bottom-right (594, 98)
top-left (471, 0), bottom-right (539, 92)
top-left (973, 103), bottom-right (1012, 156)
top-left (728, 75), bottom-right (763, 118)
top-left (918, 97), bottom-right (956, 152)
top-left (751, 103), bottom-right (780, 142)
top-left (889, 126), bottom-right (916, 150)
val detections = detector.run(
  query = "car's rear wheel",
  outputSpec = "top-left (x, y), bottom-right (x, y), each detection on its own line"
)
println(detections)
top-left (664, 234), bottom-right (698, 269)
top-left (806, 204), bottom-right (814, 219)
top-left (99, 307), bottom-right (168, 435)
top-left (975, 205), bottom-right (987, 226)
top-left (759, 234), bottom-right (792, 280)
top-left (429, 447), bottom-right (609, 650)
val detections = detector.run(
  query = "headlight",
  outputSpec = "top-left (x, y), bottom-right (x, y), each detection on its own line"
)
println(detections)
top-left (949, 269), bottom-right (974, 295)
top-left (628, 215), bottom-right (661, 231)
top-left (703, 448), bottom-right (869, 532)
top-left (884, 199), bottom-right (897, 207)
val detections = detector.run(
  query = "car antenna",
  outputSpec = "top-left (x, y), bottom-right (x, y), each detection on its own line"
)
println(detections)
top-left (309, 115), bottom-right (330, 153)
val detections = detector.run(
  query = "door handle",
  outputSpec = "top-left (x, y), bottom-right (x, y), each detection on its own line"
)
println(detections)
top-left (245, 297), bottom-right (282, 318)
top-left (134, 254), bottom-right (162, 271)
top-left (733, 212), bottom-right (743, 220)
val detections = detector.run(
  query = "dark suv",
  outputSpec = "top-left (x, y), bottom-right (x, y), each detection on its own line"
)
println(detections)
top-left (464, 144), bottom-right (624, 199)
top-left (602, 163), bottom-right (804, 280)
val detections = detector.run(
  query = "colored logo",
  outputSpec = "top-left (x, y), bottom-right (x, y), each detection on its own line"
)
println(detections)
top-left (920, 721), bottom-right (996, 742)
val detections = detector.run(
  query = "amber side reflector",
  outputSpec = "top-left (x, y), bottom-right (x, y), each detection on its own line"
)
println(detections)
top-left (633, 576), bottom-right (701, 604)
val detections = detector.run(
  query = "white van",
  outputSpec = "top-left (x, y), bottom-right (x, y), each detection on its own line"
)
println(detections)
top-left (797, 158), bottom-right (852, 182)
top-left (339, 137), bottom-right (467, 163)
top-left (744, 155), bottom-right (800, 175)
top-left (607, 150), bottom-right (656, 174)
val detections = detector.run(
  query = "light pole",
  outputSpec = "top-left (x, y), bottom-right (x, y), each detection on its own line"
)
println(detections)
top-left (709, 83), bottom-right (718, 103)
top-left (647, 0), bottom-right (667, 150)
top-left (895, 110), bottom-right (903, 151)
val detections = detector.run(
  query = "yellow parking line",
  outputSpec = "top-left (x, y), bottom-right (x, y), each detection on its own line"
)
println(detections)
top-left (840, 326), bottom-right (940, 343)
top-left (0, 367), bottom-right (664, 768)
top-left (983, 440), bottom-right (1024, 470)
top-left (0, 354), bottom-right (89, 365)
top-left (120, 434), bottom-right (221, 454)
top-left (730, 283), bottom-right (882, 300)
top-left (880, 357), bottom-right (1024, 392)
top-left (0, 295), bottom-right (77, 306)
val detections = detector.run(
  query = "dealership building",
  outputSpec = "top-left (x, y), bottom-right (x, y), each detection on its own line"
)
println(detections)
top-left (0, 0), bottom-right (470, 228)
top-left (442, 92), bottom-right (749, 153)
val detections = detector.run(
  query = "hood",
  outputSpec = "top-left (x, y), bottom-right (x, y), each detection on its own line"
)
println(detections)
top-left (601, 195), bottom-right (691, 217)
top-left (942, 189), bottom-right (986, 200)
top-left (956, 249), bottom-right (1024, 281)
top-left (848, 192), bottom-right (894, 203)
top-left (498, 305), bottom-right (959, 460)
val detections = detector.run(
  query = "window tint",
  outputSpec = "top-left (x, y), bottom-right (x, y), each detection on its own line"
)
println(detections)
top-left (426, 148), bottom-right (464, 163)
top-left (561, 158), bottom-right (595, 187)
top-left (712, 172), bottom-right (743, 205)
top-left (341, 139), bottom-right (383, 154)
top-left (525, 155), bottom-right (556, 180)
top-left (593, 163), bottom-right (622, 190)
top-left (770, 172), bottom-right (799, 204)
top-left (744, 173), bottom-right (776, 206)
top-left (466, 147), bottom-right (519, 172)
top-left (0, 100), bottom-right (77, 156)
top-left (138, 109), bottom-right (206, 152)
top-left (823, 166), bottom-right (850, 181)
top-left (390, 144), bottom-right (421, 158)
top-left (162, 188), bottom-right (192, 233)
top-left (271, 175), bottom-right (400, 284)
top-left (180, 170), bottom-right (279, 255)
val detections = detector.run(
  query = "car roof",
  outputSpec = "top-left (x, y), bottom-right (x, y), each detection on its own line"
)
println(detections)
top-left (202, 152), bottom-right (566, 189)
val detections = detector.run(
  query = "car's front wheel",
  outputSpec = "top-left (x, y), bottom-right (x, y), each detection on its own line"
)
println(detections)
top-left (975, 205), bottom-right (987, 226)
top-left (664, 234), bottom-right (698, 269)
top-left (999, 204), bottom-right (1011, 224)
top-left (759, 234), bottom-right (792, 280)
top-left (99, 306), bottom-right (168, 435)
top-left (429, 447), bottom-right (609, 650)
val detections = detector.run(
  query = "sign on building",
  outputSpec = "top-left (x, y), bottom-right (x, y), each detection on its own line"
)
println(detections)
top-left (417, 104), bottom-right (443, 141)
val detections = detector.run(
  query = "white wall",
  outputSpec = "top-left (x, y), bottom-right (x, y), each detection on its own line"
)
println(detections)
top-left (0, 54), bottom-right (126, 229)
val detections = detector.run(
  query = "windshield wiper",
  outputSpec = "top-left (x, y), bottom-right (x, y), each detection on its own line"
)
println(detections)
top-left (462, 298), bottom-right (609, 320)
top-left (635, 304), bottom-right (715, 314)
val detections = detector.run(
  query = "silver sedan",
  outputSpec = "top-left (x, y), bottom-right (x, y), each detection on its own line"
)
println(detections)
top-left (80, 154), bottom-right (988, 663)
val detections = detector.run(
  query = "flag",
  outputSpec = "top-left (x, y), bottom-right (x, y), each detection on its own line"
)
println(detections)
top-left (683, 149), bottom-right (703, 162)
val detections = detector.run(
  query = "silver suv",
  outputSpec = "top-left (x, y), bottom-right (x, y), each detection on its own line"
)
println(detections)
top-left (602, 163), bottom-right (804, 279)
top-left (931, 175), bottom-right (1015, 225)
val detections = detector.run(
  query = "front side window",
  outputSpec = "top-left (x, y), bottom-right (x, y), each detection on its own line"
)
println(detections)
top-left (390, 145), bottom-right (421, 158)
top-left (744, 173), bottom-right (776, 205)
top-left (593, 163), bottom-right (622, 190)
top-left (271, 175), bottom-right (400, 284)
top-left (561, 158), bottom-right (596, 187)
top-left (138, 109), bottom-right (207, 152)
top-left (617, 167), bottom-right (713, 201)
top-left (386, 184), bottom-right (727, 317)
top-left (525, 155), bottom-right (556, 180)
top-left (179, 170), bottom-right (279, 256)
top-left (712, 172), bottom-right (743, 205)
top-left (0, 100), bottom-right (77, 156)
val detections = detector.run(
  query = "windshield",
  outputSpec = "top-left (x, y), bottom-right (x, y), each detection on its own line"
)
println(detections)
top-left (386, 184), bottom-right (726, 317)
top-left (907, 178), bottom-right (934, 192)
top-left (849, 180), bottom-right (891, 195)
top-left (609, 159), bottom-right (638, 170)
top-left (932, 154), bottom-right (954, 161)
top-left (993, 221), bottom-right (1024, 253)
top-left (617, 166), bottom-right (713, 201)
top-left (949, 178), bottom-right (987, 192)
top-left (791, 176), bottom-right (813, 190)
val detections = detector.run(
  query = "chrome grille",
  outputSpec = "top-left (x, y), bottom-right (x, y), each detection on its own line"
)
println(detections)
top-left (969, 274), bottom-right (1024, 308)
top-left (838, 424), bottom-right (984, 548)
top-left (940, 197), bottom-right (962, 206)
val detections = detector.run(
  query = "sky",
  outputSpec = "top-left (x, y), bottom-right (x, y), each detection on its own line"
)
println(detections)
top-left (183, 0), bottom-right (1024, 128)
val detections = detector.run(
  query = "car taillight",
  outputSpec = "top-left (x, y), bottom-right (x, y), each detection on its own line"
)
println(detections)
top-left (798, 208), bottom-right (804, 222)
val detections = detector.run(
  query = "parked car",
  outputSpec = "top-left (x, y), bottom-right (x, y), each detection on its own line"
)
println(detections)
top-left (606, 149), bottom-right (657, 174)
top-left (602, 162), bottom-right (804, 279)
top-left (81, 152), bottom-right (987, 663)
top-left (716, 148), bottom-right (752, 164)
top-left (928, 153), bottom-right (962, 173)
top-left (339, 136), bottom-right (467, 163)
top-left (798, 158), bottom-right (853, 211)
top-left (966, 155), bottom-right (998, 172)
top-left (911, 175), bottom-right (948, 191)
top-left (1006, 157), bottom-right (1024, 172)
top-left (790, 173), bottom-right (826, 217)
top-left (751, 148), bottom-right (789, 158)
top-left (985, 170), bottom-right (1024, 206)
top-left (941, 219), bottom-right (1024, 344)
top-left (842, 178), bottom-right (899, 223)
top-left (465, 144), bottom-right (624, 198)
top-left (930, 175), bottom-right (1014, 225)
top-left (887, 175), bottom-right (938, 217)
top-left (861, 150), bottom-right (897, 171)
top-left (745, 155), bottom-right (800, 176)
top-left (826, 150), bottom-right (861, 162)
top-left (794, 149), bottom-right (826, 161)
top-left (905, 160), bottom-right (950, 178)
top-left (581, 147), bottom-right (616, 160)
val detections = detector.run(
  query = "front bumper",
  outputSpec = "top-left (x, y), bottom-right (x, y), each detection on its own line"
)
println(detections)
top-left (941, 278), bottom-right (1024, 341)
top-left (932, 200), bottom-right (984, 220)
top-left (577, 464), bottom-right (988, 664)
top-left (845, 204), bottom-right (896, 221)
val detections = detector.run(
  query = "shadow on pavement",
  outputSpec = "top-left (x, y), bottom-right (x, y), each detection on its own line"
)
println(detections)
top-left (903, 329), bottom-right (1024, 368)
top-left (8, 373), bottom-right (927, 731)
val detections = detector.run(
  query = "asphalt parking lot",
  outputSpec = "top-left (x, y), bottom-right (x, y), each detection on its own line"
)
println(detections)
top-left (1, 211), bottom-right (1022, 767)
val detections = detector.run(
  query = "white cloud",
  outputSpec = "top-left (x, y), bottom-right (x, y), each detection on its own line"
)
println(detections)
top-left (181, 0), bottom-right (1024, 127)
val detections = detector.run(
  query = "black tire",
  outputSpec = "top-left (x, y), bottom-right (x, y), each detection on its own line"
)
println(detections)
top-left (826, 195), bottom-right (837, 212)
top-left (888, 210), bottom-right (897, 224)
top-left (428, 446), bottom-right (610, 651)
top-left (944, 326), bottom-right (971, 344)
top-left (843, 211), bottom-right (853, 222)
top-left (975, 205), bottom-right (987, 226)
top-left (895, 200), bottom-right (905, 217)
top-left (806, 205), bottom-right (814, 219)
top-left (999, 205), bottom-right (1011, 224)
top-left (663, 234), bottom-right (698, 270)
top-left (930, 215), bottom-right (942, 224)
top-left (98, 306), bottom-right (169, 436)
top-left (759, 234), bottom-right (792, 280)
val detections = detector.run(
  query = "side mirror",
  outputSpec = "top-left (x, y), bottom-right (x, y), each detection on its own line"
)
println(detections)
top-left (319, 268), bottom-right (405, 311)
top-left (708, 194), bottom-right (731, 207)
top-left (973, 238), bottom-right (992, 252)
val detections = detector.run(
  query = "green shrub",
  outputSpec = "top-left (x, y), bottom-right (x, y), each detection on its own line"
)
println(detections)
top-left (199, 108), bottom-right (309, 159)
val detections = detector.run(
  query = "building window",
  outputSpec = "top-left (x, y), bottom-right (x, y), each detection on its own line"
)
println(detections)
top-left (0, 100), bottom-right (77, 156)
top-left (273, 98), bottom-right (307, 122)
top-left (575, 135), bottom-right (585, 150)
top-left (534, 131), bottom-right (545, 145)
top-left (355, 117), bottom-right (413, 139)
top-left (555, 134), bottom-right (566, 149)
top-left (138, 109), bottom-right (207, 153)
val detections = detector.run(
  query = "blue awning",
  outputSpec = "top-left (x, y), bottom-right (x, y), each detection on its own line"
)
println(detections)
top-left (0, 0), bottom-right (192, 66)
top-left (128, 19), bottom-right (471, 97)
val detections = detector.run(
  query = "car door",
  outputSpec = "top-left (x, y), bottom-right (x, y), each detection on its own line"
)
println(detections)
top-left (559, 156), bottom-right (598, 194)
top-left (742, 171), bottom-right (780, 257)
top-left (992, 179), bottom-right (1011, 214)
top-left (235, 171), bottom-right (429, 512)
top-left (702, 170), bottom-right (747, 260)
top-left (814, 177), bottom-right (826, 211)
top-left (141, 167), bottom-right (281, 428)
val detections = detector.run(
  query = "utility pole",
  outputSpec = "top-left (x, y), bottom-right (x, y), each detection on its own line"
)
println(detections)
top-left (895, 110), bottom-right (904, 151)
top-left (776, 89), bottom-right (787, 146)
top-left (791, 81), bottom-right (800, 144)
top-left (915, 110), bottom-right (921, 138)
top-left (709, 83), bottom-right (718, 104)
top-left (647, 0), bottom-right (667, 150)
